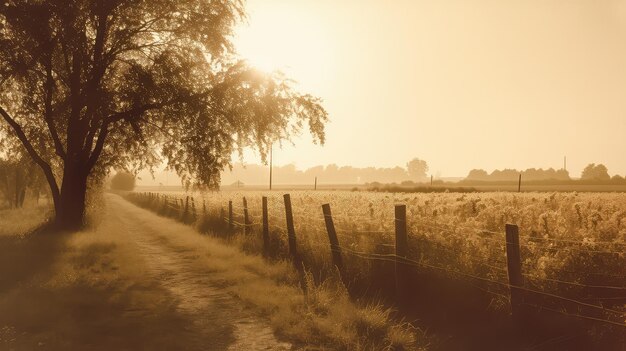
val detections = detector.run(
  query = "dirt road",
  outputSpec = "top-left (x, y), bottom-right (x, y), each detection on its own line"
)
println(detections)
top-left (0, 195), bottom-right (294, 350)
top-left (102, 195), bottom-right (293, 350)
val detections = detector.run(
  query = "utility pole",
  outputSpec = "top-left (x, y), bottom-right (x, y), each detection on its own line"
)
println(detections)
top-left (269, 145), bottom-right (273, 191)
top-left (314, 176), bottom-right (317, 190)
top-left (564, 156), bottom-right (567, 171)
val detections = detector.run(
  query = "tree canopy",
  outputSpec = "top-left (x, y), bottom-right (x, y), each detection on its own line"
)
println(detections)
top-left (110, 171), bottom-right (136, 191)
top-left (0, 0), bottom-right (328, 228)
top-left (581, 163), bottom-right (610, 181)
top-left (406, 158), bottom-right (428, 181)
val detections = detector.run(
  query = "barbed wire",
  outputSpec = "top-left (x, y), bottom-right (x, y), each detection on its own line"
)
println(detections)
top-left (517, 241), bottom-right (625, 255)
top-left (310, 242), bottom-right (625, 319)
top-left (521, 302), bottom-right (626, 328)
top-left (130, 192), bottom-right (626, 326)
top-left (522, 274), bottom-right (626, 291)
top-left (518, 233), bottom-right (626, 247)
top-left (554, 268), bottom-right (626, 280)
top-left (415, 221), bottom-right (504, 237)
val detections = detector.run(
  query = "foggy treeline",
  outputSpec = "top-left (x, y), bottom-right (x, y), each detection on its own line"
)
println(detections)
top-left (465, 163), bottom-right (626, 183)
top-left (219, 162), bottom-right (625, 186)
top-left (222, 158), bottom-right (429, 185)
top-left (466, 168), bottom-right (571, 181)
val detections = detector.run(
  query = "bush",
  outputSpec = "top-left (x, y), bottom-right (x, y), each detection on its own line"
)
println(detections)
top-left (110, 172), bottom-right (136, 191)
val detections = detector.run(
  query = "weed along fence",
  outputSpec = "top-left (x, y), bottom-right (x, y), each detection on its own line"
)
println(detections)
top-left (126, 192), bottom-right (626, 334)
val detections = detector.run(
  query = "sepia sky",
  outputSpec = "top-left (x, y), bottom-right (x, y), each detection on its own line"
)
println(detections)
top-left (234, 0), bottom-right (626, 178)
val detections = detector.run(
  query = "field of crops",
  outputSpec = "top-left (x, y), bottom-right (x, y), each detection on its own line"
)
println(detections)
top-left (126, 190), bottom-right (626, 343)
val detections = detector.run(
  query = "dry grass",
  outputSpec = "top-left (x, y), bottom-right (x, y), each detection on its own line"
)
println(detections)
top-left (122, 194), bottom-right (429, 350)
top-left (0, 200), bottom-right (195, 349)
top-left (0, 203), bottom-right (52, 237)
top-left (0, 194), bottom-right (429, 350)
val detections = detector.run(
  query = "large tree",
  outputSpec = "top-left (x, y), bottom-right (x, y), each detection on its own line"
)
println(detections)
top-left (581, 163), bottom-right (610, 181)
top-left (0, 0), bottom-right (327, 230)
top-left (406, 158), bottom-right (428, 182)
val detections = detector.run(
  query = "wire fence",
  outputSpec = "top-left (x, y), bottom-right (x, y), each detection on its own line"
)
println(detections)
top-left (127, 192), bottom-right (626, 330)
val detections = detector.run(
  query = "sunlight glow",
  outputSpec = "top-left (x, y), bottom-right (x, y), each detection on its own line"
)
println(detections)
top-left (234, 1), bottom-right (334, 93)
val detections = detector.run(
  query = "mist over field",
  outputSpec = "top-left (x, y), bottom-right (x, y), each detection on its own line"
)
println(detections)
top-left (1, 1), bottom-right (625, 350)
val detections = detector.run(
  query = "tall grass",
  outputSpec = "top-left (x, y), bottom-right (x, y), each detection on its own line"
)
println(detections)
top-left (127, 190), bottom-right (626, 347)
top-left (124, 192), bottom-right (429, 350)
top-left (0, 204), bottom-right (52, 237)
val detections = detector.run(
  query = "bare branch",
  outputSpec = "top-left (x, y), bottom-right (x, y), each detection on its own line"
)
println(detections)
top-left (0, 105), bottom-right (60, 204)
top-left (85, 122), bottom-right (109, 174)
top-left (43, 52), bottom-right (66, 159)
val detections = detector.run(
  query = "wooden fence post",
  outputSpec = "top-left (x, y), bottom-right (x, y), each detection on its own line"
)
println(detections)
top-left (395, 204), bottom-right (409, 309)
top-left (505, 224), bottom-right (524, 324)
top-left (184, 196), bottom-right (190, 222)
top-left (284, 194), bottom-right (307, 294)
top-left (228, 200), bottom-right (234, 232)
top-left (322, 203), bottom-right (344, 279)
top-left (284, 194), bottom-right (297, 260)
top-left (191, 197), bottom-right (197, 222)
top-left (262, 196), bottom-right (270, 257)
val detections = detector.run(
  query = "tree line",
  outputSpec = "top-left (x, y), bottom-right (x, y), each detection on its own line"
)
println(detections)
top-left (221, 158), bottom-right (429, 185)
top-left (463, 163), bottom-right (625, 183)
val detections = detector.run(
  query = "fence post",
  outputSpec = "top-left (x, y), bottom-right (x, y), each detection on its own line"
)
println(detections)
top-left (505, 224), bottom-right (524, 324)
top-left (395, 204), bottom-right (409, 309)
top-left (322, 203), bottom-right (344, 279)
top-left (284, 193), bottom-right (307, 294)
top-left (184, 196), bottom-right (190, 222)
top-left (243, 197), bottom-right (250, 235)
top-left (228, 200), bottom-right (234, 232)
top-left (262, 196), bottom-right (270, 257)
top-left (284, 194), bottom-right (297, 260)
top-left (191, 197), bottom-right (197, 222)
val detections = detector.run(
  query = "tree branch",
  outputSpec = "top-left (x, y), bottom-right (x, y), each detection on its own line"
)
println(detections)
top-left (0, 106), bottom-right (60, 205)
top-left (44, 52), bottom-right (66, 159)
top-left (85, 121), bottom-right (109, 174)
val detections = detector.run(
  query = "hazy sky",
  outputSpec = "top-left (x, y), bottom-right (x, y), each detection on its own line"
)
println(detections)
top-left (233, 0), bottom-right (626, 178)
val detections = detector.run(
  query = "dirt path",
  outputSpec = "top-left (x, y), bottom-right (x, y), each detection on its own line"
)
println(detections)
top-left (104, 194), bottom-right (292, 351)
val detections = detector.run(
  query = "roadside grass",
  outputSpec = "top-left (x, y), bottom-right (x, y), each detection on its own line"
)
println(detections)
top-left (0, 198), bottom-right (211, 350)
top-left (0, 204), bottom-right (52, 237)
top-left (0, 193), bottom-right (430, 350)
top-left (123, 194), bottom-right (430, 350)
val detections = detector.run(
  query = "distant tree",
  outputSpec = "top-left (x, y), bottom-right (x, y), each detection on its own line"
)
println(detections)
top-left (110, 172), bottom-right (136, 191)
top-left (0, 151), bottom-right (46, 208)
top-left (581, 164), bottom-right (610, 181)
top-left (611, 174), bottom-right (625, 183)
top-left (466, 169), bottom-right (489, 181)
top-left (0, 1), bottom-right (327, 229)
top-left (522, 167), bottom-right (570, 181)
top-left (489, 169), bottom-right (519, 181)
top-left (406, 158), bottom-right (429, 182)
top-left (465, 167), bottom-right (571, 182)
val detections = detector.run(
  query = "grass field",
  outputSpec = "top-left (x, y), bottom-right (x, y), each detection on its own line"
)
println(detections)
top-left (128, 189), bottom-right (626, 349)
top-left (137, 182), bottom-right (626, 194)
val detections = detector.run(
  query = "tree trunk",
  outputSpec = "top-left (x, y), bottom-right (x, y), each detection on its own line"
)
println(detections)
top-left (54, 166), bottom-right (88, 231)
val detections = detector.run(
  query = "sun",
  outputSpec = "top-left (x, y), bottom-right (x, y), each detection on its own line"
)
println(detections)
top-left (234, 1), bottom-right (334, 91)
